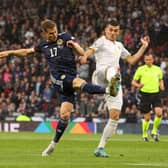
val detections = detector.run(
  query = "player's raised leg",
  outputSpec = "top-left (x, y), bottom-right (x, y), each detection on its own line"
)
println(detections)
top-left (73, 77), bottom-right (117, 96)
top-left (106, 67), bottom-right (121, 97)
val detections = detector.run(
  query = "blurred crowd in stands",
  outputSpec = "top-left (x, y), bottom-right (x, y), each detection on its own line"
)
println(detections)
top-left (0, 0), bottom-right (168, 122)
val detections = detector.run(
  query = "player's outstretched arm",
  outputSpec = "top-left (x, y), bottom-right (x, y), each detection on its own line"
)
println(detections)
top-left (79, 48), bottom-right (94, 64)
top-left (0, 48), bottom-right (35, 59)
top-left (126, 36), bottom-right (150, 65)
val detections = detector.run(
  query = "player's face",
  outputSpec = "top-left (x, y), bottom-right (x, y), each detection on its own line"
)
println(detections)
top-left (45, 26), bottom-right (58, 42)
top-left (105, 24), bottom-right (120, 41)
top-left (144, 55), bottom-right (154, 67)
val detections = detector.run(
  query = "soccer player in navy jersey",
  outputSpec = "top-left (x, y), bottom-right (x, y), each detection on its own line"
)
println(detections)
top-left (0, 19), bottom-right (114, 156)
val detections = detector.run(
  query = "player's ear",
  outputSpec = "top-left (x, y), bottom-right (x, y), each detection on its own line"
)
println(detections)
top-left (40, 28), bottom-right (46, 38)
top-left (40, 28), bottom-right (45, 33)
top-left (117, 29), bottom-right (120, 35)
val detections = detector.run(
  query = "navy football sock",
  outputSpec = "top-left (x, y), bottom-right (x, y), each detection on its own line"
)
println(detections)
top-left (81, 83), bottom-right (105, 94)
top-left (53, 119), bottom-right (68, 143)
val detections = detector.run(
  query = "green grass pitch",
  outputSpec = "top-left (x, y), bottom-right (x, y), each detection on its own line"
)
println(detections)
top-left (0, 132), bottom-right (168, 168)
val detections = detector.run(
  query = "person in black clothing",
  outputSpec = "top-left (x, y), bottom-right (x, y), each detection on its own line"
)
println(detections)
top-left (0, 19), bottom-right (113, 156)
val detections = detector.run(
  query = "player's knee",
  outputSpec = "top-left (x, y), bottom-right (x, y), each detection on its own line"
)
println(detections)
top-left (60, 107), bottom-right (72, 120)
top-left (60, 111), bottom-right (71, 120)
top-left (109, 110), bottom-right (120, 120)
top-left (157, 113), bottom-right (162, 118)
top-left (60, 102), bottom-right (73, 120)
top-left (73, 77), bottom-right (85, 89)
top-left (144, 113), bottom-right (151, 121)
top-left (155, 109), bottom-right (162, 118)
top-left (111, 115), bottom-right (119, 120)
top-left (144, 118), bottom-right (150, 122)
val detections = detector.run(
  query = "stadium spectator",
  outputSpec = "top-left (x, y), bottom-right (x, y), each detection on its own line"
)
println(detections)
top-left (0, 100), bottom-right (8, 120)
top-left (125, 104), bottom-right (140, 123)
top-left (163, 68), bottom-right (168, 93)
top-left (17, 98), bottom-right (27, 114)
top-left (132, 54), bottom-right (165, 142)
top-left (122, 68), bottom-right (133, 89)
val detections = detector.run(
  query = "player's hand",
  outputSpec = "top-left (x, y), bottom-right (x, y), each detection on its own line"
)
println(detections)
top-left (160, 87), bottom-right (165, 91)
top-left (138, 83), bottom-right (144, 88)
top-left (140, 36), bottom-right (150, 48)
top-left (79, 56), bottom-right (88, 64)
top-left (0, 51), bottom-right (9, 58)
top-left (67, 40), bottom-right (77, 48)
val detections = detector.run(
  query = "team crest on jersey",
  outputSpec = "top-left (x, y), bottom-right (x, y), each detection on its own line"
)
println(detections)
top-left (57, 39), bottom-right (64, 48)
top-left (61, 74), bottom-right (66, 79)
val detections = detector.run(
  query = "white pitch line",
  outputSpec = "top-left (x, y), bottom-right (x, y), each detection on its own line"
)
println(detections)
top-left (125, 162), bottom-right (168, 167)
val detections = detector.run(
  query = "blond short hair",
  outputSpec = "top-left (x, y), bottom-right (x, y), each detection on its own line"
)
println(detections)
top-left (41, 19), bottom-right (57, 32)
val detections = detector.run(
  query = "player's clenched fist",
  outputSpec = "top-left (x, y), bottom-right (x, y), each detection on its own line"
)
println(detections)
top-left (141, 36), bottom-right (150, 48)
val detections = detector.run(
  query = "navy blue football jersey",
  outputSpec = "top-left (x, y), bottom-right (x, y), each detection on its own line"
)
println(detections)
top-left (34, 32), bottom-right (77, 75)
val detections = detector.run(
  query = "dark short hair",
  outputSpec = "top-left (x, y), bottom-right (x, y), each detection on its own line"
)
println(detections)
top-left (144, 53), bottom-right (154, 57)
top-left (103, 19), bottom-right (120, 30)
top-left (107, 19), bottom-right (119, 26)
top-left (40, 19), bottom-right (57, 32)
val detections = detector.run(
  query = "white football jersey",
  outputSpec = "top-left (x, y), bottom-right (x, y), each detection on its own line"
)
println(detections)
top-left (90, 36), bottom-right (131, 70)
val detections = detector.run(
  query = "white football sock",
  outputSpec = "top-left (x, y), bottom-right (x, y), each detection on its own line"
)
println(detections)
top-left (98, 119), bottom-right (118, 148)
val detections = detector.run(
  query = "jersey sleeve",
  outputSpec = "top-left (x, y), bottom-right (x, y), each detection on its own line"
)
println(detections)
top-left (120, 43), bottom-right (131, 59)
top-left (63, 32), bottom-right (76, 42)
top-left (34, 43), bottom-right (42, 53)
top-left (89, 37), bottom-right (103, 52)
top-left (133, 68), bottom-right (141, 81)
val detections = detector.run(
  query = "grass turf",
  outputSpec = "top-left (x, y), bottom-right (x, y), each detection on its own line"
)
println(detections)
top-left (0, 132), bottom-right (168, 168)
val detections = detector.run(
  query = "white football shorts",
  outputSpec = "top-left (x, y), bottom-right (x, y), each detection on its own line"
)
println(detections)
top-left (92, 67), bottom-right (123, 110)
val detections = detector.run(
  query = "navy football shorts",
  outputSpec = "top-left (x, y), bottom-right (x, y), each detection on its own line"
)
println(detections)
top-left (50, 72), bottom-right (76, 104)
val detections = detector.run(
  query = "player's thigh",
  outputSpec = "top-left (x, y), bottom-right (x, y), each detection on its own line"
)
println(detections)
top-left (72, 77), bottom-right (86, 89)
top-left (51, 73), bottom-right (76, 94)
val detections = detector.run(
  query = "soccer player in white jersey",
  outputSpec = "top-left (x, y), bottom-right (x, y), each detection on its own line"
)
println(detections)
top-left (80, 20), bottom-right (150, 157)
